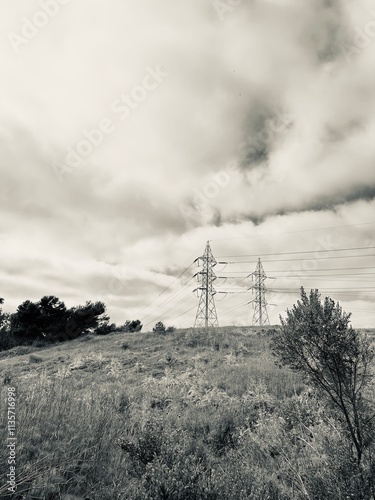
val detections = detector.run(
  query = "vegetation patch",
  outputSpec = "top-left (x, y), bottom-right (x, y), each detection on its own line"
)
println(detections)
top-left (0, 291), bottom-right (374, 499)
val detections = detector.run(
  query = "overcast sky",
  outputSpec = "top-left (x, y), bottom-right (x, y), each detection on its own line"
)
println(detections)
top-left (0, 0), bottom-right (374, 329)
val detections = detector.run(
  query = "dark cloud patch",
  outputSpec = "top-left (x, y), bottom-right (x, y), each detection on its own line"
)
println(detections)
top-left (242, 141), bottom-right (269, 167)
top-left (150, 265), bottom-right (194, 281)
top-left (306, 184), bottom-right (375, 212)
top-left (211, 208), bottom-right (223, 227)
top-left (104, 184), bottom-right (189, 238)
top-left (155, 266), bottom-right (184, 277)
top-left (304, 0), bottom-right (349, 63)
top-left (240, 97), bottom-right (279, 168)
top-left (324, 119), bottom-right (364, 144)
top-left (244, 214), bottom-right (265, 226)
top-left (219, 184), bottom-right (375, 226)
top-left (230, 213), bottom-right (265, 227)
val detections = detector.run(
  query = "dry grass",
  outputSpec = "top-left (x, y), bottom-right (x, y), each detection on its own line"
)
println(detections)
top-left (1, 326), bottom-right (374, 499)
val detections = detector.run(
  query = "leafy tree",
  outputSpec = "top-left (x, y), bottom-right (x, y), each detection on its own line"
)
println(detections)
top-left (64, 301), bottom-right (110, 339)
top-left (37, 296), bottom-right (67, 338)
top-left (271, 288), bottom-right (374, 466)
top-left (153, 321), bottom-right (166, 334)
top-left (95, 322), bottom-right (116, 335)
top-left (10, 300), bottom-right (44, 339)
top-left (10, 296), bottom-right (68, 341)
top-left (10, 297), bottom-right (112, 343)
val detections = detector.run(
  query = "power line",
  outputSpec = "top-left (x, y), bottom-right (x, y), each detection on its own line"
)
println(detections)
top-left (218, 253), bottom-right (374, 265)
top-left (210, 221), bottom-right (375, 241)
top-left (216, 297), bottom-right (250, 317)
top-left (267, 276), bottom-right (375, 280)
top-left (268, 291), bottom-right (375, 298)
top-left (143, 292), bottom-right (196, 329)
top-left (270, 287), bottom-right (375, 291)
top-left (143, 272), bottom-right (200, 318)
top-left (135, 260), bottom-right (195, 318)
top-left (218, 273), bottom-right (375, 278)
top-left (217, 246), bottom-right (375, 258)
top-left (142, 288), bottom-right (195, 327)
top-left (135, 232), bottom-right (374, 327)
top-left (141, 276), bottom-right (195, 324)
top-left (173, 303), bottom-right (199, 323)
top-left (143, 302), bottom-right (197, 331)
top-left (218, 267), bottom-right (375, 273)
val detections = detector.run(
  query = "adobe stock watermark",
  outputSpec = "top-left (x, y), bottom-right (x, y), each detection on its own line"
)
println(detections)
top-left (7, 0), bottom-right (72, 55)
top-left (179, 107), bottom-right (294, 224)
top-left (179, 160), bottom-right (240, 223)
top-left (237, 108), bottom-right (295, 162)
top-left (96, 266), bottom-right (128, 305)
top-left (52, 65), bottom-right (169, 182)
top-left (268, 235), bottom-right (336, 309)
top-left (340, 11), bottom-right (375, 63)
top-left (212, 0), bottom-right (243, 21)
top-left (6, 386), bottom-right (17, 494)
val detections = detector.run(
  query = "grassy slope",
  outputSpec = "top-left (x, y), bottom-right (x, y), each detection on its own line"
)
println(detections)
top-left (1, 326), bottom-right (374, 500)
top-left (0, 326), bottom-right (305, 399)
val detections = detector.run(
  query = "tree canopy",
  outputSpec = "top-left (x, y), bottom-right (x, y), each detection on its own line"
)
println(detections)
top-left (9, 296), bottom-right (112, 342)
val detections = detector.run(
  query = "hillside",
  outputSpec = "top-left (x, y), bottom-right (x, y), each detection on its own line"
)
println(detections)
top-left (1, 326), bottom-right (374, 499)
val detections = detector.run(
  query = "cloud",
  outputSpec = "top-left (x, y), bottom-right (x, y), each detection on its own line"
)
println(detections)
top-left (0, 0), bottom-right (374, 327)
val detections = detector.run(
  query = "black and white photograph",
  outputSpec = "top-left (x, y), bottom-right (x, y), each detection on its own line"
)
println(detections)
top-left (1, 1), bottom-right (375, 498)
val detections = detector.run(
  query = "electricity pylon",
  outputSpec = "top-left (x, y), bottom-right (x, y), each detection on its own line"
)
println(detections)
top-left (193, 241), bottom-right (219, 328)
top-left (249, 258), bottom-right (270, 326)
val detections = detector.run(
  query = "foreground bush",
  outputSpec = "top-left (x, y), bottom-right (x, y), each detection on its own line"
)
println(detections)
top-left (271, 287), bottom-right (375, 492)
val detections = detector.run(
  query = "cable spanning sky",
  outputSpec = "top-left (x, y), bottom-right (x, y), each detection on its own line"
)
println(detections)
top-left (0, 0), bottom-right (374, 327)
top-left (140, 237), bottom-right (375, 329)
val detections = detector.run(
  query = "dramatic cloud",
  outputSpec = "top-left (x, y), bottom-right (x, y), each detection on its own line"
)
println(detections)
top-left (0, 0), bottom-right (374, 327)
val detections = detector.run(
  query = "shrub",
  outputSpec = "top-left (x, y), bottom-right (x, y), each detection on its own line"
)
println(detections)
top-left (116, 319), bottom-right (143, 333)
top-left (29, 354), bottom-right (44, 364)
top-left (95, 322), bottom-right (116, 335)
top-left (271, 288), bottom-right (374, 467)
top-left (124, 319), bottom-right (143, 332)
top-left (153, 321), bottom-right (166, 334)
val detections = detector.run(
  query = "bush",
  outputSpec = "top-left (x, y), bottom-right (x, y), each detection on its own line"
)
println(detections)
top-left (153, 321), bottom-right (166, 334)
top-left (271, 287), bottom-right (375, 491)
top-left (117, 320), bottom-right (143, 333)
top-left (29, 354), bottom-right (44, 364)
top-left (125, 319), bottom-right (143, 332)
top-left (95, 323), bottom-right (116, 335)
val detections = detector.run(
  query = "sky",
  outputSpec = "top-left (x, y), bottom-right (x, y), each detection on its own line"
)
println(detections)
top-left (0, 0), bottom-right (374, 330)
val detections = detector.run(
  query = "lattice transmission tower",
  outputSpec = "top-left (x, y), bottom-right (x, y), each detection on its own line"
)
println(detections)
top-left (193, 241), bottom-right (219, 328)
top-left (249, 258), bottom-right (270, 326)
